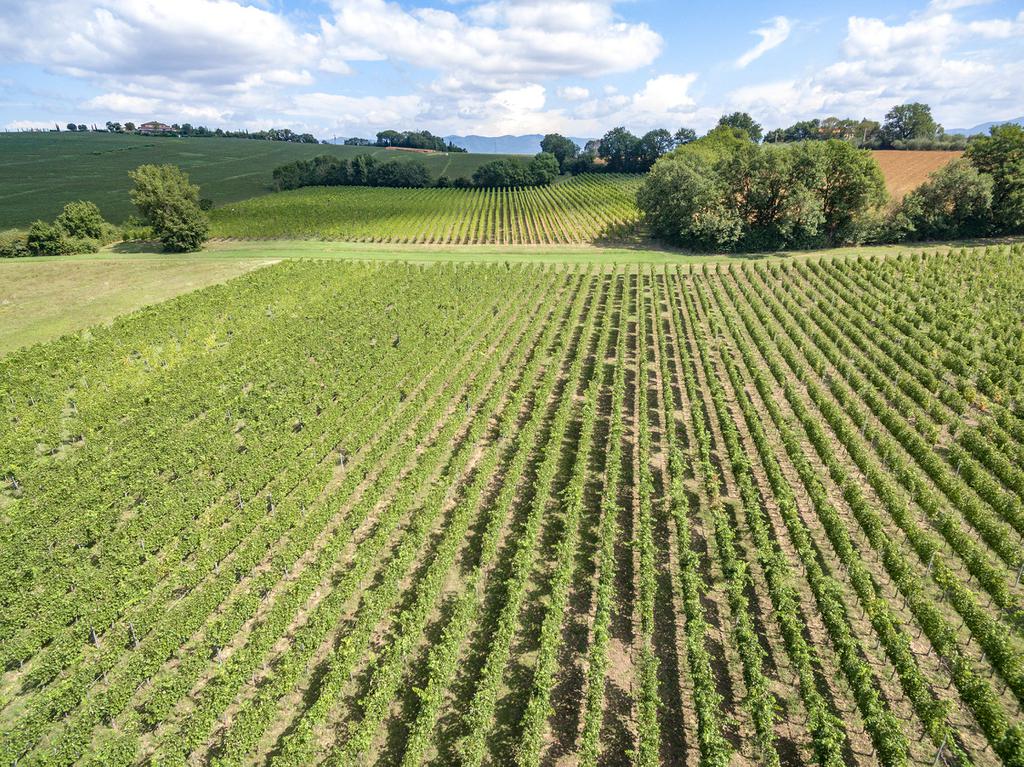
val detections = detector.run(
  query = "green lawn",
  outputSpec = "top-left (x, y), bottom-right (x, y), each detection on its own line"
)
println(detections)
top-left (0, 132), bottom-right (527, 228)
top-left (0, 255), bottom-right (267, 354)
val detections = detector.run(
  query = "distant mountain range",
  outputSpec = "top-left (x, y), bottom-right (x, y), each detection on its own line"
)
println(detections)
top-left (443, 134), bottom-right (594, 155)
top-left (946, 117), bottom-right (1024, 136)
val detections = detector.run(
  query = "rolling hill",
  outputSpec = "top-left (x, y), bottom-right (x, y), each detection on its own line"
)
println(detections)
top-left (0, 132), bottom-right (528, 228)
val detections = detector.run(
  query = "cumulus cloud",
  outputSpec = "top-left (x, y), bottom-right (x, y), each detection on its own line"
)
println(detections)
top-left (558, 86), bottom-right (591, 101)
top-left (321, 0), bottom-right (661, 83)
top-left (729, 7), bottom-right (1024, 129)
top-left (735, 16), bottom-right (791, 69)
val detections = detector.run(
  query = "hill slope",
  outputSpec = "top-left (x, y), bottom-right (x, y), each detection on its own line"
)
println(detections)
top-left (0, 132), bottom-right (526, 228)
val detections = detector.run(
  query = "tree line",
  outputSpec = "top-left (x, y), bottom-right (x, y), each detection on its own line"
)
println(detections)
top-left (62, 122), bottom-right (320, 143)
top-left (271, 152), bottom-right (559, 191)
top-left (359, 130), bottom-right (467, 153)
top-left (637, 122), bottom-right (1024, 251)
top-left (764, 103), bottom-right (968, 150)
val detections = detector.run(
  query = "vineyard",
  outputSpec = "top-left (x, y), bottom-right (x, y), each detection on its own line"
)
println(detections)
top-left (208, 174), bottom-right (643, 244)
top-left (2, 246), bottom-right (1024, 767)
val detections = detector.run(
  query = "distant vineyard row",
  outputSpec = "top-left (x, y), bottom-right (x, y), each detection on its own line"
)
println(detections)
top-left (209, 174), bottom-right (643, 244)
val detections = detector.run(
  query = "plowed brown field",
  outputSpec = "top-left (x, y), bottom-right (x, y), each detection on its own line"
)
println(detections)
top-left (872, 149), bottom-right (962, 199)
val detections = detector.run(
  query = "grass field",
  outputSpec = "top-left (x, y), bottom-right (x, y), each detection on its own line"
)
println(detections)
top-left (209, 174), bottom-right (643, 243)
top-left (0, 256), bottom-right (268, 355)
top-left (871, 149), bottom-right (962, 199)
top-left (2, 246), bottom-right (1023, 767)
top-left (0, 132), bottom-right (528, 228)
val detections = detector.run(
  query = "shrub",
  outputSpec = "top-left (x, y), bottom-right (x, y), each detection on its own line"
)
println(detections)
top-left (55, 200), bottom-right (106, 239)
top-left (120, 215), bottom-right (154, 242)
top-left (199, 198), bottom-right (214, 211)
top-left (0, 229), bottom-right (30, 258)
top-left (26, 221), bottom-right (71, 256)
top-left (898, 159), bottom-right (994, 240)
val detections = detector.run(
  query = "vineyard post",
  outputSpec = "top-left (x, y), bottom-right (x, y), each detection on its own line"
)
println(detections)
top-left (931, 731), bottom-right (947, 767)
top-left (1015, 561), bottom-right (1023, 587)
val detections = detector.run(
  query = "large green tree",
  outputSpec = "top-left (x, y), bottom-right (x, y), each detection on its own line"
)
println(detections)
top-left (539, 134), bottom-right (579, 173)
top-left (637, 153), bottom-right (742, 250)
top-left (597, 127), bottom-right (641, 171)
top-left (880, 102), bottom-right (938, 145)
top-left (965, 123), bottom-right (1024, 232)
top-left (715, 112), bottom-right (763, 142)
top-left (129, 164), bottom-right (209, 252)
top-left (807, 140), bottom-right (888, 245)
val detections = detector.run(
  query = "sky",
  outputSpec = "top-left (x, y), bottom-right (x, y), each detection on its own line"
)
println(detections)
top-left (0, 0), bottom-right (1022, 139)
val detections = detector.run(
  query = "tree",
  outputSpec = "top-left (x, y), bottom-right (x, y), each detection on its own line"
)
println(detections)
top-left (128, 164), bottom-right (209, 252)
top-left (965, 123), bottom-right (1024, 232)
top-left (77, 124), bottom-right (87, 132)
top-left (806, 140), bottom-right (887, 245)
top-left (376, 130), bottom-right (403, 147)
top-left (716, 112), bottom-right (763, 142)
top-left (66, 123), bottom-right (78, 132)
top-left (637, 131), bottom-right (887, 250)
top-left (881, 103), bottom-right (938, 145)
top-left (637, 152), bottom-right (742, 250)
top-left (638, 129), bottom-right (674, 170)
top-left (55, 201), bottom-right (107, 239)
top-left (527, 152), bottom-right (560, 185)
top-left (472, 158), bottom-right (527, 187)
top-left (349, 154), bottom-right (375, 185)
top-left (369, 159), bottom-right (431, 187)
top-left (539, 134), bottom-right (579, 173)
top-left (899, 159), bottom-right (993, 239)
top-left (673, 127), bottom-right (697, 146)
top-left (597, 127), bottom-right (641, 172)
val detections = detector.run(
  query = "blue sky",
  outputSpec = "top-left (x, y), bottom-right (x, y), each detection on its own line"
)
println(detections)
top-left (1, 0), bottom-right (1022, 139)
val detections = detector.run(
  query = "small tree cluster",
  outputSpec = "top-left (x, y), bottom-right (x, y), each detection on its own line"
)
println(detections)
top-left (638, 130), bottom-right (887, 251)
top-left (471, 153), bottom-right (559, 187)
top-left (374, 130), bottom-right (466, 152)
top-left (11, 201), bottom-right (112, 258)
top-left (272, 155), bottom-right (433, 190)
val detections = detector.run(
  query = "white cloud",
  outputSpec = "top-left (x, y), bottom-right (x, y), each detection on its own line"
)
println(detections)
top-left (928, 0), bottom-right (991, 11)
top-left (558, 86), bottom-right (591, 101)
top-left (730, 7), bottom-right (1024, 130)
top-left (735, 16), bottom-right (791, 69)
top-left (322, 0), bottom-right (661, 83)
top-left (4, 120), bottom-right (56, 131)
top-left (631, 74), bottom-right (697, 115)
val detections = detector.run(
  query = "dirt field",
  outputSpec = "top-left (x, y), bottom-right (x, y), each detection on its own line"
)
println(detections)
top-left (872, 149), bottom-right (962, 199)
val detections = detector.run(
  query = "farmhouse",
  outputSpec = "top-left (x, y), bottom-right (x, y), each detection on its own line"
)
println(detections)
top-left (138, 121), bottom-right (173, 135)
